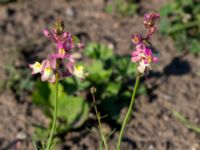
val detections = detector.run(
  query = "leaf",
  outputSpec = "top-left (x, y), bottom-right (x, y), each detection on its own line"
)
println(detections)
top-left (58, 96), bottom-right (89, 129)
top-left (76, 79), bottom-right (91, 91)
top-left (32, 80), bottom-right (50, 106)
top-left (84, 43), bottom-right (113, 61)
top-left (49, 83), bottom-right (89, 130)
top-left (105, 4), bottom-right (113, 14)
top-left (159, 18), bottom-right (171, 34)
top-left (104, 82), bottom-right (121, 96)
top-left (61, 77), bottom-right (78, 94)
top-left (114, 56), bottom-right (129, 75)
top-left (33, 81), bottom-right (89, 131)
top-left (160, 3), bottom-right (176, 17)
top-left (189, 39), bottom-right (200, 53)
top-left (126, 61), bottom-right (137, 77)
top-left (86, 60), bottom-right (112, 83)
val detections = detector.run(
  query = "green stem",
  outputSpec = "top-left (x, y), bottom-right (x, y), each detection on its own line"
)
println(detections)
top-left (46, 77), bottom-right (59, 150)
top-left (91, 91), bottom-right (108, 150)
top-left (117, 75), bottom-right (140, 150)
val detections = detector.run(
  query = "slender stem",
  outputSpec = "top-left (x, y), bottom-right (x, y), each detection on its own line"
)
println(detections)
top-left (91, 91), bottom-right (108, 150)
top-left (117, 75), bottom-right (140, 150)
top-left (46, 76), bottom-right (59, 150)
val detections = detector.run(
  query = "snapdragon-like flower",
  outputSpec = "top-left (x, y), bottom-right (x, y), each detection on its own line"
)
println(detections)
top-left (131, 13), bottom-right (159, 74)
top-left (29, 62), bottom-right (42, 74)
top-left (131, 44), bottom-right (158, 74)
top-left (29, 19), bottom-right (86, 83)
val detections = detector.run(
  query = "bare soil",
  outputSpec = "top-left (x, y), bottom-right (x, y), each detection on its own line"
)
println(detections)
top-left (0, 0), bottom-right (200, 150)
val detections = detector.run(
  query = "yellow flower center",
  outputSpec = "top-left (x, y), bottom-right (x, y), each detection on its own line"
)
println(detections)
top-left (59, 48), bottom-right (65, 56)
top-left (34, 62), bottom-right (42, 68)
top-left (147, 56), bottom-right (152, 63)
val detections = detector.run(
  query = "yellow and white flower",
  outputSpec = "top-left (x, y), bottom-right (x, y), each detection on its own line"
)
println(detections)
top-left (73, 65), bottom-right (85, 79)
top-left (29, 62), bottom-right (42, 74)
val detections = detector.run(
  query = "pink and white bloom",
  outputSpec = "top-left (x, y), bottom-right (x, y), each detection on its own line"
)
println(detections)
top-left (30, 19), bottom-right (86, 83)
top-left (130, 12), bottom-right (160, 74)
top-left (131, 45), bottom-right (158, 74)
top-left (41, 67), bottom-right (56, 83)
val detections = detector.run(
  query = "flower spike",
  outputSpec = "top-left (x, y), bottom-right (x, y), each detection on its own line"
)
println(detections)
top-left (30, 19), bottom-right (86, 83)
top-left (131, 12), bottom-right (160, 74)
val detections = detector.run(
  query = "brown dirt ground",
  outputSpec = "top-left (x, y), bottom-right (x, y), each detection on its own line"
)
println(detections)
top-left (0, 0), bottom-right (200, 150)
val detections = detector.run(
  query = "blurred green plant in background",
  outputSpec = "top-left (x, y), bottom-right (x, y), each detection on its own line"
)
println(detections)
top-left (0, 0), bottom-right (16, 3)
top-left (105, 0), bottom-right (138, 17)
top-left (3, 65), bottom-right (34, 98)
top-left (32, 43), bottom-right (146, 142)
top-left (159, 0), bottom-right (200, 53)
top-left (83, 43), bottom-right (146, 123)
top-left (2, 43), bottom-right (146, 147)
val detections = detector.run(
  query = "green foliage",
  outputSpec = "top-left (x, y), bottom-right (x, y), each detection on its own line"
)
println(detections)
top-left (32, 81), bottom-right (89, 133)
top-left (4, 65), bottom-right (34, 95)
top-left (0, 0), bottom-right (15, 3)
top-left (105, 0), bottom-right (138, 17)
top-left (159, 0), bottom-right (200, 53)
top-left (32, 43), bottom-right (145, 140)
top-left (83, 43), bottom-right (144, 124)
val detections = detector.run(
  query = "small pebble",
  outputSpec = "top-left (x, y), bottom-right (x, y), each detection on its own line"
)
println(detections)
top-left (16, 132), bottom-right (27, 140)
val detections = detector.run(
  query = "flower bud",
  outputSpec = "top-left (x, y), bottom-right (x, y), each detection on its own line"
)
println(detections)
top-left (131, 34), bottom-right (142, 45)
top-left (144, 13), bottom-right (160, 28)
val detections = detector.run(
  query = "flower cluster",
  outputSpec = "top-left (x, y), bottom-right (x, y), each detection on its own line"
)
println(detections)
top-left (131, 13), bottom-right (160, 74)
top-left (29, 19), bottom-right (85, 83)
top-left (144, 13), bottom-right (160, 38)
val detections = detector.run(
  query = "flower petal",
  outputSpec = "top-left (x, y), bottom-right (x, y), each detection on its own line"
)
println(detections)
top-left (153, 56), bottom-right (158, 63)
top-left (48, 74), bottom-right (56, 83)
top-left (131, 56), bottom-right (140, 63)
top-left (73, 65), bottom-right (85, 79)
top-left (41, 67), bottom-right (54, 81)
top-left (29, 62), bottom-right (42, 74)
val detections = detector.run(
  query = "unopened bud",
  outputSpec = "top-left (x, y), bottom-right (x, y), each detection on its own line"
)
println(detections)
top-left (144, 13), bottom-right (160, 28)
top-left (54, 18), bottom-right (65, 35)
top-left (90, 87), bottom-right (96, 94)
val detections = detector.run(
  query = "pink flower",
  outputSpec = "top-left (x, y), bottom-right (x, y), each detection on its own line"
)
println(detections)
top-left (147, 26), bottom-right (156, 37)
top-left (37, 56), bottom-right (57, 83)
top-left (43, 29), bottom-right (76, 60)
top-left (131, 45), bottom-right (158, 74)
top-left (29, 58), bottom-right (56, 83)
top-left (30, 19), bottom-right (86, 83)
top-left (130, 12), bottom-right (160, 74)
top-left (131, 34), bottom-right (142, 45)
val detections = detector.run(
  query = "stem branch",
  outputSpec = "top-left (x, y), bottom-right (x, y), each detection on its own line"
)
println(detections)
top-left (91, 89), bottom-right (108, 150)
